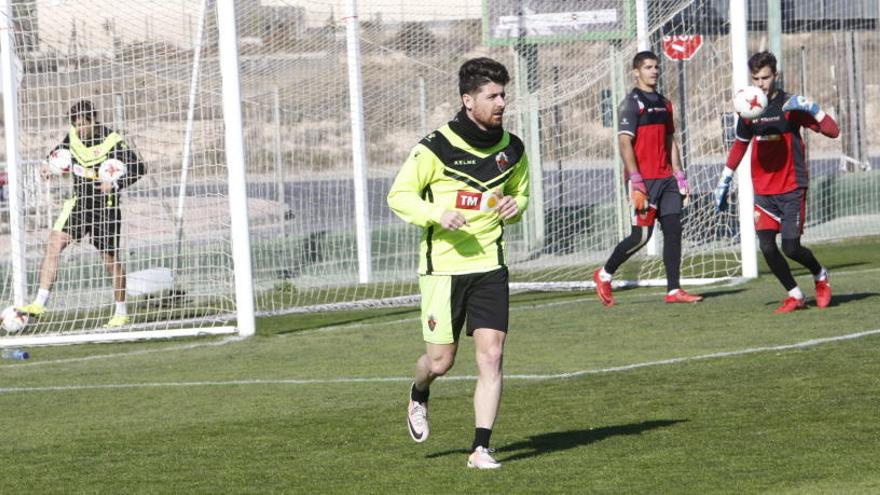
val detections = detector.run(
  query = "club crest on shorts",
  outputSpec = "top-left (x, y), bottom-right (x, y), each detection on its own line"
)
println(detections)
top-left (495, 151), bottom-right (510, 171)
top-left (427, 314), bottom-right (437, 331)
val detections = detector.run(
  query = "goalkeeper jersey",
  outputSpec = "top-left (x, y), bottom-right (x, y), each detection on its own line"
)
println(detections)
top-left (387, 124), bottom-right (529, 275)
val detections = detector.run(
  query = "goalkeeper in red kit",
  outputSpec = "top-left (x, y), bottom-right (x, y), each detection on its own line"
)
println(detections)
top-left (714, 51), bottom-right (840, 313)
top-left (592, 51), bottom-right (703, 307)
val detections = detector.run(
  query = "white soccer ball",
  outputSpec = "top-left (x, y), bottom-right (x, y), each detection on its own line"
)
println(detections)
top-left (98, 158), bottom-right (127, 184)
top-left (47, 148), bottom-right (72, 175)
top-left (1, 305), bottom-right (28, 334)
top-left (733, 86), bottom-right (768, 119)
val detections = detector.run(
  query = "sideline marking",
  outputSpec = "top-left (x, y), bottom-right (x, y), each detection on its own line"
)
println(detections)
top-left (2, 328), bottom-right (878, 394)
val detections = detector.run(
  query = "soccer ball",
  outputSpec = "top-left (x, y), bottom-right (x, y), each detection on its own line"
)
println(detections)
top-left (1, 306), bottom-right (28, 334)
top-left (98, 158), bottom-right (127, 184)
top-left (47, 148), bottom-right (72, 175)
top-left (733, 86), bottom-right (768, 119)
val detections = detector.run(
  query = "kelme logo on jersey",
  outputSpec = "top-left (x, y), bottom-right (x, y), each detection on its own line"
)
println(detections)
top-left (427, 314), bottom-right (437, 331)
top-left (454, 159), bottom-right (477, 166)
top-left (495, 151), bottom-right (510, 171)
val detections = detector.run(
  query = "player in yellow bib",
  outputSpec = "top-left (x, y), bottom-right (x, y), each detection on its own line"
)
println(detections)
top-left (17, 100), bottom-right (145, 328)
top-left (387, 58), bottom-right (529, 469)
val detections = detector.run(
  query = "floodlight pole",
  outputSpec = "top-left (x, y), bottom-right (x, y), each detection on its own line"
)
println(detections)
top-left (731, 0), bottom-right (758, 279)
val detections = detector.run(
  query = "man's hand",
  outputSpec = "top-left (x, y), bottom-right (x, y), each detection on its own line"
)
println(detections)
top-left (782, 95), bottom-right (820, 117)
top-left (714, 167), bottom-right (735, 212)
top-left (674, 170), bottom-right (690, 208)
top-left (96, 181), bottom-right (115, 194)
top-left (629, 171), bottom-right (648, 212)
top-left (439, 210), bottom-right (467, 231)
top-left (495, 195), bottom-right (519, 220)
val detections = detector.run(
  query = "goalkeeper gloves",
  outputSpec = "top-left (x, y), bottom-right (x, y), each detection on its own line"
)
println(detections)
top-left (674, 170), bottom-right (690, 207)
top-left (714, 167), bottom-right (735, 212)
top-left (782, 95), bottom-right (824, 119)
top-left (629, 171), bottom-right (648, 212)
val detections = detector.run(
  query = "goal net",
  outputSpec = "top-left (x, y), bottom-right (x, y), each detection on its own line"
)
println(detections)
top-left (1, 0), bottom-right (240, 343)
top-left (1, 0), bottom-right (878, 341)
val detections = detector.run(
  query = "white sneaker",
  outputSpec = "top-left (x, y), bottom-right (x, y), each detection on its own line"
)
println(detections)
top-left (407, 399), bottom-right (429, 443)
top-left (467, 446), bottom-right (501, 469)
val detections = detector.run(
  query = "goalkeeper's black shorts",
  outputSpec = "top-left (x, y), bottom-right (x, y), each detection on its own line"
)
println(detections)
top-left (53, 193), bottom-right (121, 253)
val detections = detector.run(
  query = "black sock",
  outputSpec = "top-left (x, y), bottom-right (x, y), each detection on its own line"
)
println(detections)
top-left (604, 225), bottom-right (654, 274)
top-left (660, 215), bottom-right (682, 291)
top-left (472, 427), bottom-right (492, 450)
top-left (758, 231), bottom-right (797, 291)
top-left (410, 383), bottom-right (429, 403)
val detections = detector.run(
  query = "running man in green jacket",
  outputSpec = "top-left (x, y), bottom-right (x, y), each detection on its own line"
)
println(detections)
top-left (387, 57), bottom-right (529, 470)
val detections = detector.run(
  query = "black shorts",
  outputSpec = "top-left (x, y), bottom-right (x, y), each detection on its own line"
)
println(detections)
top-left (53, 194), bottom-right (121, 253)
top-left (754, 189), bottom-right (806, 239)
top-left (644, 176), bottom-right (683, 218)
top-left (419, 266), bottom-right (509, 344)
top-left (632, 176), bottom-right (683, 227)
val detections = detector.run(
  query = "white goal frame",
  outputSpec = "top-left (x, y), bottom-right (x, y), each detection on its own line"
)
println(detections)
top-left (0, 0), bottom-right (255, 346)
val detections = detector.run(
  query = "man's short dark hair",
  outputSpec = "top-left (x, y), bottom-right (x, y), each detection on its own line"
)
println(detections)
top-left (632, 51), bottom-right (659, 70)
top-left (68, 100), bottom-right (97, 124)
top-left (748, 51), bottom-right (777, 74)
top-left (458, 57), bottom-right (510, 96)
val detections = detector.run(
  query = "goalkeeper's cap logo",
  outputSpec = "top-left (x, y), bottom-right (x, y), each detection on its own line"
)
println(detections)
top-left (427, 314), bottom-right (437, 331)
top-left (495, 151), bottom-right (510, 171)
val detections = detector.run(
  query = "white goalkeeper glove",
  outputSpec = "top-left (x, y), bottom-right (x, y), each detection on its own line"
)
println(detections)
top-left (714, 167), bottom-right (735, 212)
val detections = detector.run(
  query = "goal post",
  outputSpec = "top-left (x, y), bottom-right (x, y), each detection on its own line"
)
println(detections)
top-left (0, 0), bottom-right (253, 345)
top-left (1, 0), bottom-right (878, 336)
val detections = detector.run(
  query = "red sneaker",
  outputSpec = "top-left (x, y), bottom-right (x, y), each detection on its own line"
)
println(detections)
top-left (593, 269), bottom-right (614, 307)
top-left (815, 279), bottom-right (831, 309)
top-left (774, 297), bottom-right (806, 314)
top-left (664, 289), bottom-right (704, 303)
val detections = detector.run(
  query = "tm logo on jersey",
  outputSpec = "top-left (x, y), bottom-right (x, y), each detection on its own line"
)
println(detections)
top-left (456, 191), bottom-right (482, 210)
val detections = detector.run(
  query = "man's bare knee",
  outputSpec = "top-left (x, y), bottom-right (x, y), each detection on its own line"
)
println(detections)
top-left (429, 354), bottom-right (455, 376)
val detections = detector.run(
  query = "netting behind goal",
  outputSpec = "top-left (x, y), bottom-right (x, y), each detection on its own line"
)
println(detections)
top-left (2, 0), bottom-right (878, 338)
top-left (1, 0), bottom-right (239, 341)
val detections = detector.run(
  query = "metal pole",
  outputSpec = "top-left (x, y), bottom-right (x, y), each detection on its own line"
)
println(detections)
top-left (272, 86), bottom-right (286, 244)
top-left (216, 0), bottom-right (256, 337)
top-left (768, 0), bottom-right (783, 89)
top-left (174, 0), bottom-right (209, 275)
top-left (0, 0), bottom-right (27, 304)
top-left (418, 77), bottom-right (427, 137)
top-left (731, 0), bottom-right (758, 279)
top-left (345, 0), bottom-right (372, 283)
top-left (678, 61), bottom-right (689, 171)
top-left (636, 0), bottom-right (649, 51)
top-left (552, 66), bottom-right (563, 210)
top-left (610, 43), bottom-right (626, 243)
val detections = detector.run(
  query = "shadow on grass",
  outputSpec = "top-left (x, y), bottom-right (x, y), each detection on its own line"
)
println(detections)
top-left (694, 289), bottom-right (747, 300)
top-left (761, 291), bottom-right (879, 308)
top-left (825, 291), bottom-right (879, 307)
top-left (426, 419), bottom-right (687, 463)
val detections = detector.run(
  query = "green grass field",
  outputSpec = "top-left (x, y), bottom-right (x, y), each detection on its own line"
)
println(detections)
top-left (2, 237), bottom-right (880, 494)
